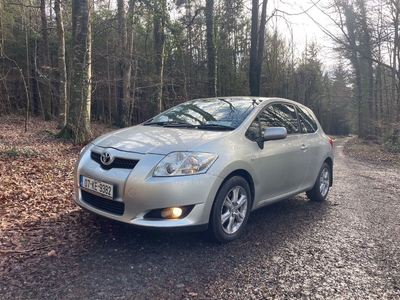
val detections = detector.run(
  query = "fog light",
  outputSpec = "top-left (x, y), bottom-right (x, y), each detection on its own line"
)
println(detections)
top-left (161, 207), bottom-right (183, 219)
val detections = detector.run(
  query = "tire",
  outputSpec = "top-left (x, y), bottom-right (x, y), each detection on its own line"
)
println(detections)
top-left (306, 162), bottom-right (331, 202)
top-left (209, 176), bottom-right (251, 243)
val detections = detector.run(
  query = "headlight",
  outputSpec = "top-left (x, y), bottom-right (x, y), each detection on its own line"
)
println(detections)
top-left (153, 152), bottom-right (218, 176)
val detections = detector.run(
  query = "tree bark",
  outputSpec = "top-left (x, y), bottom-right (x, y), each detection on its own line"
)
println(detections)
top-left (58, 0), bottom-right (92, 143)
top-left (392, 0), bottom-right (400, 144)
top-left (54, 0), bottom-right (67, 128)
top-left (154, 0), bottom-right (166, 112)
top-left (340, 2), bottom-right (367, 138)
top-left (126, 0), bottom-right (135, 123)
top-left (256, 0), bottom-right (268, 95)
top-left (249, 0), bottom-right (268, 96)
top-left (357, 0), bottom-right (375, 135)
top-left (40, 0), bottom-right (52, 120)
top-left (116, 0), bottom-right (131, 127)
top-left (206, 0), bottom-right (216, 97)
top-left (249, 0), bottom-right (258, 96)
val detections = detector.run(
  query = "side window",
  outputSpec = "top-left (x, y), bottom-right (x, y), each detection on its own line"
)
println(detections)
top-left (297, 106), bottom-right (318, 133)
top-left (245, 117), bottom-right (260, 141)
top-left (258, 105), bottom-right (276, 133)
top-left (260, 104), bottom-right (299, 134)
top-left (245, 103), bottom-right (299, 141)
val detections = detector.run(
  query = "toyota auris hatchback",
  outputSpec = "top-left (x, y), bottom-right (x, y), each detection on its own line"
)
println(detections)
top-left (73, 97), bottom-right (333, 242)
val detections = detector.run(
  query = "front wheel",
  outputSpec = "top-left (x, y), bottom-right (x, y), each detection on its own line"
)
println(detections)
top-left (306, 162), bottom-right (331, 202)
top-left (208, 176), bottom-right (251, 243)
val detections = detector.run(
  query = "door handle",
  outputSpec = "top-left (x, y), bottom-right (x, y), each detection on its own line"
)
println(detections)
top-left (301, 144), bottom-right (308, 151)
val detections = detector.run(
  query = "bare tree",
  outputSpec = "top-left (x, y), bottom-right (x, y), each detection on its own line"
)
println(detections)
top-left (153, 0), bottom-right (166, 112)
top-left (54, 0), bottom-right (67, 128)
top-left (116, 0), bottom-right (135, 126)
top-left (310, 0), bottom-right (400, 142)
top-left (58, 0), bottom-right (92, 143)
top-left (249, 0), bottom-right (268, 96)
top-left (206, 0), bottom-right (216, 97)
top-left (40, 0), bottom-right (52, 120)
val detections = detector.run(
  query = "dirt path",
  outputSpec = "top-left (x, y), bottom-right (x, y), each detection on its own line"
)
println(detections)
top-left (1, 137), bottom-right (399, 299)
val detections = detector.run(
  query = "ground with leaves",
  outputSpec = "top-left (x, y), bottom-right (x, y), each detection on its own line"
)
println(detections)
top-left (343, 136), bottom-right (400, 167)
top-left (0, 117), bottom-right (113, 296)
top-left (1, 116), bottom-right (399, 299)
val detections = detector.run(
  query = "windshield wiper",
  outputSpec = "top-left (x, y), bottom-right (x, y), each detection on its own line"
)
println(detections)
top-left (143, 121), bottom-right (235, 130)
top-left (197, 124), bottom-right (235, 131)
top-left (143, 121), bottom-right (196, 128)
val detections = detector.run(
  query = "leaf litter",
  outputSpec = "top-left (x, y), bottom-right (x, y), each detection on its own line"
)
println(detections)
top-left (0, 116), bottom-right (115, 296)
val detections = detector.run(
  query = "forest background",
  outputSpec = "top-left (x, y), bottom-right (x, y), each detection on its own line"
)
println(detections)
top-left (0, 0), bottom-right (399, 150)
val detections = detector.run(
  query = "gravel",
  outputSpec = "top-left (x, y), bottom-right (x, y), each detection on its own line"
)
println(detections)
top-left (1, 137), bottom-right (399, 299)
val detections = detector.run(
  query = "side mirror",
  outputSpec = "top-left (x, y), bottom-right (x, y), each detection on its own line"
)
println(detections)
top-left (256, 127), bottom-right (287, 149)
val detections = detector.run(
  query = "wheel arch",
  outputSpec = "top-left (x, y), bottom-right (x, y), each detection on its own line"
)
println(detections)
top-left (216, 169), bottom-right (255, 209)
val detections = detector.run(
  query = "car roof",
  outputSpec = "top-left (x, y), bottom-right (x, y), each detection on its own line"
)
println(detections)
top-left (196, 96), bottom-right (301, 106)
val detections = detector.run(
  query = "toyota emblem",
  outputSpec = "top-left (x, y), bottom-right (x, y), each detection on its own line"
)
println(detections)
top-left (100, 151), bottom-right (113, 165)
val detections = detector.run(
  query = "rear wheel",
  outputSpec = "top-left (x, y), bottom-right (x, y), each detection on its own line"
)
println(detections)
top-left (209, 176), bottom-right (251, 243)
top-left (306, 162), bottom-right (331, 202)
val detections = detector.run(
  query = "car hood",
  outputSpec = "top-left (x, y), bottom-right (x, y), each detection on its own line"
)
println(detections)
top-left (92, 125), bottom-right (229, 155)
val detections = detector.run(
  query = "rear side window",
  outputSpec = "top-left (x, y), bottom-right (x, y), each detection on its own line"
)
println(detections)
top-left (297, 106), bottom-right (318, 133)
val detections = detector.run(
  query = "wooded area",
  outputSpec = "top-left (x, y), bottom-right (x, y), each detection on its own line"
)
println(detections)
top-left (0, 0), bottom-right (399, 150)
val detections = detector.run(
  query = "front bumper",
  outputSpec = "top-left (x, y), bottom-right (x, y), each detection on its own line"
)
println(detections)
top-left (73, 147), bottom-right (223, 230)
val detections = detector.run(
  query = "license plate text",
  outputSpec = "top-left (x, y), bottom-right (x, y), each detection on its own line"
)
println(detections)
top-left (80, 175), bottom-right (114, 199)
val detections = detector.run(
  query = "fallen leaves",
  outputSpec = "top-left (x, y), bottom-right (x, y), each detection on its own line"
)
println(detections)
top-left (343, 137), bottom-right (400, 167)
top-left (0, 116), bottom-right (114, 281)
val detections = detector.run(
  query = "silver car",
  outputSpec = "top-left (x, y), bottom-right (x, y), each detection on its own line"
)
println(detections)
top-left (73, 97), bottom-right (333, 242)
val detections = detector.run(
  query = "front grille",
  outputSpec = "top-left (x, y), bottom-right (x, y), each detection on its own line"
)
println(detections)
top-left (81, 190), bottom-right (124, 216)
top-left (91, 152), bottom-right (139, 170)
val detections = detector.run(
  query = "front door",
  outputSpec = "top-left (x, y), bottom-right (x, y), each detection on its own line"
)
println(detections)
top-left (247, 103), bottom-right (310, 203)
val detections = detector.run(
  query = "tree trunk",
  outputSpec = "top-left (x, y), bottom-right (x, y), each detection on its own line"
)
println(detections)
top-left (393, 0), bottom-right (400, 144)
top-left (256, 0), bottom-right (268, 96)
top-left (86, 0), bottom-right (92, 122)
top-left (342, 3), bottom-right (367, 138)
top-left (126, 0), bottom-right (135, 123)
top-left (154, 0), bottom-right (166, 112)
top-left (249, 0), bottom-right (258, 96)
top-left (249, 0), bottom-right (268, 96)
top-left (40, 0), bottom-right (52, 120)
top-left (357, 0), bottom-right (375, 135)
top-left (54, 0), bottom-right (67, 128)
top-left (24, 7), bottom-right (31, 132)
top-left (58, 0), bottom-right (91, 143)
top-left (115, 0), bottom-right (135, 125)
top-left (157, 42), bottom-right (165, 113)
top-left (117, 0), bottom-right (128, 127)
top-left (206, 0), bottom-right (216, 97)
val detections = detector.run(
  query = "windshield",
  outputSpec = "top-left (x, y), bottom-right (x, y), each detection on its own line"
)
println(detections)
top-left (144, 98), bottom-right (261, 129)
